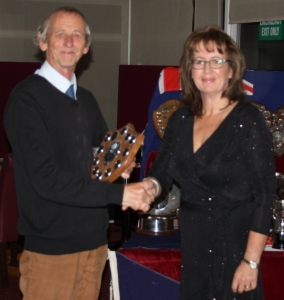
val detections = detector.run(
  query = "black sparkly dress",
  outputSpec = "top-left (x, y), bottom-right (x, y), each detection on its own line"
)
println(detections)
top-left (147, 101), bottom-right (275, 300)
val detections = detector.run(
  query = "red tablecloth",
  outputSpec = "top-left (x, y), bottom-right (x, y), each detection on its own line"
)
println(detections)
top-left (118, 247), bottom-right (284, 300)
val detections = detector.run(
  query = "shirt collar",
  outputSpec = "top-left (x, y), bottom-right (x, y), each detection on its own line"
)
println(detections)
top-left (35, 61), bottom-right (77, 98)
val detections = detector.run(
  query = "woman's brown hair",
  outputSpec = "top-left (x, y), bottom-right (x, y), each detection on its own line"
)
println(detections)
top-left (180, 25), bottom-right (246, 116)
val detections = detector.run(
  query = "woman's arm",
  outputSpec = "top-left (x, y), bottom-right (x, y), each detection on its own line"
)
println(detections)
top-left (146, 109), bottom-right (187, 192)
top-left (231, 231), bottom-right (267, 293)
top-left (232, 104), bottom-right (275, 294)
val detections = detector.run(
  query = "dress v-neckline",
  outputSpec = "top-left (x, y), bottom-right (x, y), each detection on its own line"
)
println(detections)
top-left (192, 102), bottom-right (240, 155)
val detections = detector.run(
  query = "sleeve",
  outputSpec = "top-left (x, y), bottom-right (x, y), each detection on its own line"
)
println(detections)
top-left (146, 110), bottom-right (179, 193)
top-left (243, 108), bottom-right (276, 235)
top-left (4, 90), bottom-right (124, 208)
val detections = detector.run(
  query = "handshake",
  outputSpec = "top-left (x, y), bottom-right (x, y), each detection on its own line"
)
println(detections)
top-left (121, 178), bottom-right (160, 212)
top-left (121, 161), bottom-right (160, 212)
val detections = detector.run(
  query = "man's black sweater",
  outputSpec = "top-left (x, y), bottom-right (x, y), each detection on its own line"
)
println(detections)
top-left (4, 75), bottom-right (124, 255)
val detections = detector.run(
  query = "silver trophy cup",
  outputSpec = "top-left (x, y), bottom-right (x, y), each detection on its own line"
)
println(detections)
top-left (136, 184), bottom-right (181, 235)
top-left (272, 199), bottom-right (284, 249)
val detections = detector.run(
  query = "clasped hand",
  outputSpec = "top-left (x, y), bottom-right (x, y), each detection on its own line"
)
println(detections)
top-left (120, 161), bottom-right (156, 212)
top-left (121, 178), bottom-right (156, 212)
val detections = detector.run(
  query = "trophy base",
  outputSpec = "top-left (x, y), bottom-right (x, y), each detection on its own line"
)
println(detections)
top-left (272, 232), bottom-right (284, 249)
top-left (272, 241), bottom-right (284, 250)
top-left (136, 213), bottom-right (176, 236)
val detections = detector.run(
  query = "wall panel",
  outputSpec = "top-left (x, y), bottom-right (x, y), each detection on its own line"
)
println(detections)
top-left (230, 0), bottom-right (284, 23)
top-left (131, 0), bottom-right (193, 66)
top-left (194, 0), bottom-right (223, 29)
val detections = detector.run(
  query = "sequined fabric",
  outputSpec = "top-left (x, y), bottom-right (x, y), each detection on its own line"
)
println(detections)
top-left (147, 101), bottom-right (276, 300)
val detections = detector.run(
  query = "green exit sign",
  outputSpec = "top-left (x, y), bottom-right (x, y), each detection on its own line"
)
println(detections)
top-left (259, 21), bottom-right (284, 41)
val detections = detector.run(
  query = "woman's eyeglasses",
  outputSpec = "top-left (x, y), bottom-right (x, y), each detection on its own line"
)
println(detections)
top-left (189, 59), bottom-right (231, 69)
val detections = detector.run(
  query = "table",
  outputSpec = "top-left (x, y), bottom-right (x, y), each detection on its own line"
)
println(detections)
top-left (116, 232), bottom-right (284, 300)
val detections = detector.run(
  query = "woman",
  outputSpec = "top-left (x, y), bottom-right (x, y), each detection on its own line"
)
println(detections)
top-left (143, 25), bottom-right (275, 299)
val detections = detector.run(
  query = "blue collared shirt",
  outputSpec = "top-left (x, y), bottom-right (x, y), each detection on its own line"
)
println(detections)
top-left (35, 61), bottom-right (77, 99)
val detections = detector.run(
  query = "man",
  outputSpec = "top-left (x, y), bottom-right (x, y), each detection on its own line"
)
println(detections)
top-left (4, 7), bottom-right (156, 300)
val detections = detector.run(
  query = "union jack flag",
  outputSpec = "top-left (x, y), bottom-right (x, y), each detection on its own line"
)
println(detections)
top-left (242, 79), bottom-right (254, 95)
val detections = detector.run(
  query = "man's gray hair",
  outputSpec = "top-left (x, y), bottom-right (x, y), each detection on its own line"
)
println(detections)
top-left (34, 7), bottom-right (91, 47)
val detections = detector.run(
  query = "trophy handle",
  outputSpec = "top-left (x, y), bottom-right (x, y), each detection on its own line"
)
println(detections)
top-left (91, 123), bottom-right (144, 182)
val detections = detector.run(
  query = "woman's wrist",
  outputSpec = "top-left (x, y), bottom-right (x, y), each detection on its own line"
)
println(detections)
top-left (146, 177), bottom-right (161, 197)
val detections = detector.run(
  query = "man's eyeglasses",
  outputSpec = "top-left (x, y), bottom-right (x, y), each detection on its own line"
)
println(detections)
top-left (189, 59), bottom-right (231, 69)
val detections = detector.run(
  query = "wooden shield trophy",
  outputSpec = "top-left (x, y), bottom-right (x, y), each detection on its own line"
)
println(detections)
top-left (153, 99), bottom-right (186, 139)
top-left (91, 123), bottom-right (144, 182)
